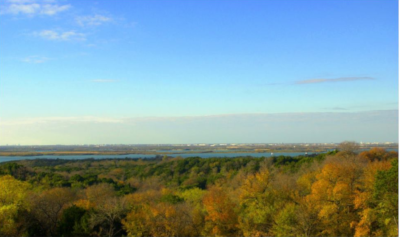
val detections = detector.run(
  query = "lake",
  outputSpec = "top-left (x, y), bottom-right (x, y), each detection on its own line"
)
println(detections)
top-left (0, 151), bottom-right (317, 163)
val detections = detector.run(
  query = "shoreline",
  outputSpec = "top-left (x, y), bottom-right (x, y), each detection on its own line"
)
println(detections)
top-left (0, 149), bottom-right (323, 157)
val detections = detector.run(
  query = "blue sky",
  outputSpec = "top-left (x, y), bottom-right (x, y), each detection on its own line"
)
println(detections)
top-left (0, 0), bottom-right (398, 144)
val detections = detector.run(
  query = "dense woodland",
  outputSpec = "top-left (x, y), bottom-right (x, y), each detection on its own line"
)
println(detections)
top-left (0, 142), bottom-right (398, 237)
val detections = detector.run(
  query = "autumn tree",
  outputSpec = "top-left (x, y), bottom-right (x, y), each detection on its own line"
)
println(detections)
top-left (0, 175), bottom-right (30, 236)
top-left (358, 147), bottom-right (398, 162)
top-left (285, 171), bottom-right (323, 236)
top-left (0, 150), bottom-right (397, 237)
top-left (291, 193), bottom-right (322, 237)
top-left (30, 187), bottom-right (75, 236)
top-left (123, 189), bottom-right (198, 237)
top-left (237, 168), bottom-right (282, 236)
top-left (89, 196), bottom-right (128, 237)
top-left (337, 141), bottom-right (359, 160)
top-left (125, 202), bottom-right (197, 237)
top-left (178, 188), bottom-right (207, 235)
top-left (306, 160), bottom-right (363, 236)
top-left (353, 160), bottom-right (392, 236)
top-left (338, 141), bottom-right (359, 153)
top-left (75, 183), bottom-right (116, 210)
top-left (122, 190), bottom-right (161, 236)
top-left (203, 186), bottom-right (240, 236)
top-left (272, 203), bottom-right (299, 236)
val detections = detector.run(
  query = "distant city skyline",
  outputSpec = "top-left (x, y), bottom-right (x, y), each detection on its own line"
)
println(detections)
top-left (0, 0), bottom-right (398, 144)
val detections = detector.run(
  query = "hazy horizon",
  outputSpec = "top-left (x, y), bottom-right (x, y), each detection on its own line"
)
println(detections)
top-left (1, 110), bottom-right (397, 145)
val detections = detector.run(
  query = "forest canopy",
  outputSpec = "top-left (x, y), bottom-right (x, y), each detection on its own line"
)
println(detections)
top-left (0, 145), bottom-right (398, 237)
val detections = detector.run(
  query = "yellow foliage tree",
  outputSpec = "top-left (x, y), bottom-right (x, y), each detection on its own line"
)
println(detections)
top-left (238, 169), bottom-right (278, 237)
top-left (123, 201), bottom-right (197, 236)
top-left (0, 175), bottom-right (30, 236)
top-left (306, 161), bottom-right (362, 236)
top-left (353, 160), bottom-right (392, 237)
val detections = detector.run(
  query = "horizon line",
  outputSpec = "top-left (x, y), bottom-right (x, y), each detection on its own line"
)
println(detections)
top-left (1, 142), bottom-right (398, 146)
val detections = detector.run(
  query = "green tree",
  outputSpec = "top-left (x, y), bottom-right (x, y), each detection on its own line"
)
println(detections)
top-left (57, 205), bottom-right (90, 237)
top-left (373, 159), bottom-right (398, 236)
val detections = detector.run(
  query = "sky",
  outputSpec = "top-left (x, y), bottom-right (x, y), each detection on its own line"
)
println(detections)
top-left (0, 0), bottom-right (398, 145)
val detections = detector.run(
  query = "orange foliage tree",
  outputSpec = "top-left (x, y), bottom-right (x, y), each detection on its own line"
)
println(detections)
top-left (306, 160), bottom-right (363, 236)
top-left (202, 186), bottom-right (240, 236)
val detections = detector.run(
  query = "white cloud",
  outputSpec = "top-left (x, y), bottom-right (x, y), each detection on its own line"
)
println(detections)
top-left (8, 0), bottom-right (35, 3)
top-left (322, 107), bottom-right (347, 111)
top-left (21, 55), bottom-right (49, 63)
top-left (40, 3), bottom-right (70, 15)
top-left (7, 3), bottom-right (40, 14)
top-left (0, 116), bottom-right (123, 126)
top-left (1, 0), bottom-right (70, 16)
top-left (91, 79), bottom-right (117, 83)
top-left (4, 110), bottom-right (395, 126)
top-left (34, 29), bottom-right (86, 41)
top-left (76, 14), bottom-right (112, 27)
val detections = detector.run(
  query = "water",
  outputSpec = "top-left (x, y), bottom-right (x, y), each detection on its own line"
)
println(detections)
top-left (0, 152), bottom-right (316, 163)
top-left (155, 149), bottom-right (250, 152)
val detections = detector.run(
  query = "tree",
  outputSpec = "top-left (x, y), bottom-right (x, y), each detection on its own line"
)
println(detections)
top-left (292, 193), bottom-right (322, 237)
top-left (89, 196), bottom-right (128, 237)
top-left (238, 169), bottom-right (278, 236)
top-left (79, 183), bottom-right (116, 209)
top-left (0, 175), bottom-right (30, 236)
top-left (358, 148), bottom-right (398, 162)
top-left (0, 163), bottom-right (30, 180)
top-left (203, 186), bottom-right (240, 236)
top-left (372, 159), bottom-right (398, 236)
top-left (306, 161), bottom-right (362, 236)
top-left (122, 190), bottom-right (161, 236)
top-left (338, 141), bottom-right (359, 153)
top-left (352, 160), bottom-right (390, 236)
top-left (272, 203), bottom-right (298, 236)
top-left (337, 141), bottom-right (359, 160)
top-left (57, 205), bottom-right (90, 237)
top-left (30, 187), bottom-right (75, 236)
top-left (123, 194), bottom-right (198, 237)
